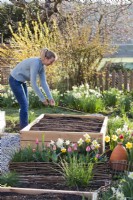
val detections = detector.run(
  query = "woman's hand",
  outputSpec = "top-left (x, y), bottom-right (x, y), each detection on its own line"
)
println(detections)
top-left (49, 99), bottom-right (55, 106)
top-left (43, 99), bottom-right (49, 106)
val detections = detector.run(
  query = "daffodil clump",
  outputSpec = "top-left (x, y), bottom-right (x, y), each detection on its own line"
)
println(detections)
top-left (112, 172), bottom-right (133, 199)
top-left (102, 172), bottom-right (133, 199)
top-left (105, 124), bottom-right (133, 163)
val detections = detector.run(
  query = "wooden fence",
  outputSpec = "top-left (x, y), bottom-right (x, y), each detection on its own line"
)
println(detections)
top-left (93, 70), bottom-right (133, 91)
top-left (0, 67), bottom-right (133, 91)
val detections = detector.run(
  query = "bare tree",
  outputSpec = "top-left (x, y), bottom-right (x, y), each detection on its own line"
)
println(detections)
top-left (60, 0), bottom-right (133, 43)
top-left (8, 0), bottom-right (76, 23)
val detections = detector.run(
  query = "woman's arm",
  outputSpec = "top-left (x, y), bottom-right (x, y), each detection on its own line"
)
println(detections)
top-left (39, 67), bottom-right (53, 100)
top-left (30, 61), bottom-right (46, 102)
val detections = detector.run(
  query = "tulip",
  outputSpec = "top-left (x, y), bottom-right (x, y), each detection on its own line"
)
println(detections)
top-left (53, 145), bottom-right (56, 151)
top-left (67, 147), bottom-right (72, 153)
top-left (61, 148), bottom-right (66, 153)
top-left (73, 143), bottom-right (77, 151)
top-left (35, 138), bottom-right (39, 144)
top-left (86, 146), bottom-right (91, 152)
top-left (119, 134), bottom-right (124, 140)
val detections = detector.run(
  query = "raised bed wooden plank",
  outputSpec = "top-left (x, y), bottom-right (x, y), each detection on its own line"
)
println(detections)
top-left (0, 187), bottom-right (98, 199)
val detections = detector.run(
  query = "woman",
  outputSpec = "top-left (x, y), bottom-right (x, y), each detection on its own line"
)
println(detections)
top-left (9, 48), bottom-right (57, 129)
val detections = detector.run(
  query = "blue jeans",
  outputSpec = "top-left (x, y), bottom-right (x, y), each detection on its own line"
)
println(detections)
top-left (9, 75), bottom-right (28, 129)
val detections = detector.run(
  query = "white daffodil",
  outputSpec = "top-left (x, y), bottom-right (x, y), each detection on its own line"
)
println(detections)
top-left (128, 172), bottom-right (133, 179)
top-left (83, 133), bottom-right (90, 139)
top-left (116, 190), bottom-right (125, 200)
top-left (73, 93), bottom-right (81, 99)
top-left (116, 128), bottom-right (122, 135)
top-left (122, 124), bottom-right (128, 132)
top-left (50, 140), bottom-right (55, 145)
top-left (77, 138), bottom-right (84, 146)
top-left (65, 140), bottom-right (70, 145)
top-left (56, 138), bottom-right (64, 148)
top-left (92, 140), bottom-right (98, 146)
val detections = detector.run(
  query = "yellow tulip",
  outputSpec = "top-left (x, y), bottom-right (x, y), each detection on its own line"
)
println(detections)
top-left (61, 148), bottom-right (67, 153)
top-left (105, 136), bottom-right (110, 143)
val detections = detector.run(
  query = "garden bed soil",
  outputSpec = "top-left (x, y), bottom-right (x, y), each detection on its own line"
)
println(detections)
top-left (30, 115), bottom-right (103, 132)
top-left (0, 193), bottom-right (89, 200)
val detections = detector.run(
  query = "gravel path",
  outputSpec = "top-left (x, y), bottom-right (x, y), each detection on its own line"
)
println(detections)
top-left (0, 133), bottom-right (20, 174)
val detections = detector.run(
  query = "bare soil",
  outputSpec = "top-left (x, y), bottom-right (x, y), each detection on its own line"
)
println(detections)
top-left (30, 115), bottom-right (103, 132)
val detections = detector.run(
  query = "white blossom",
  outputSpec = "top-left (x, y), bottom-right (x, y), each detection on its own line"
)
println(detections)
top-left (128, 172), bottom-right (133, 180)
top-left (122, 124), bottom-right (128, 132)
top-left (56, 138), bottom-right (64, 148)
top-left (83, 133), bottom-right (90, 139)
top-left (65, 140), bottom-right (70, 145)
top-left (77, 138), bottom-right (84, 145)
top-left (50, 140), bottom-right (55, 145)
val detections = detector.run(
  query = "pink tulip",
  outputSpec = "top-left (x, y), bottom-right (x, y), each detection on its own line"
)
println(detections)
top-left (91, 145), bottom-right (95, 150)
top-left (96, 154), bottom-right (100, 158)
top-left (53, 145), bottom-right (57, 151)
top-left (35, 138), bottom-right (39, 144)
top-left (46, 143), bottom-right (50, 148)
top-left (86, 146), bottom-right (91, 152)
top-left (73, 143), bottom-right (77, 151)
top-left (67, 147), bottom-right (72, 152)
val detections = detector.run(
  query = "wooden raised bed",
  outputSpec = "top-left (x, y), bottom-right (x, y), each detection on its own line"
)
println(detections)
top-left (0, 186), bottom-right (98, 200)
top-left (20, 114), bottom-right (108, 153)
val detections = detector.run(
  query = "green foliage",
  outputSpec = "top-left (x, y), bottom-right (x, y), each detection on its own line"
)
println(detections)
top-left (62, 84), bottom-right (104, 113)
top-left (28, 89), bottom-right (43, 109)
top-left (11, 146), bottom-right (35, 162)
top-left (101, 187), bottom-right (116, 200)
top-left (103, 88), bottom-right (121, 107)
top-left (0, 172), bottom-right (19, 187)
top-left (108, 116), bottom-right (125, 136)
top-left (60, 155), bottom-right (94, 187)
top-left (120, 174), bottom-right (133, 198)
top-left (101, 173), bottom-right (133, 200)
top-left (119, 95), bottom-right (132, 113)
top-left (28, 110), bottom-right (36, 123)
top-left (0, 3), bottom-right (25, 41)
top-left (11, 139), bottom-right (59, 163)
top-left (0, 85), bottom-right (61, 109)
top-left (0, 86), bottom-right (18, 108)
top-left (127, 149), bottom-right (133, 164)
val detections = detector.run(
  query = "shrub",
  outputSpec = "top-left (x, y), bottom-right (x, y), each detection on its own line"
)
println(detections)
top-left (0, 172), bottom-right (19, 187)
